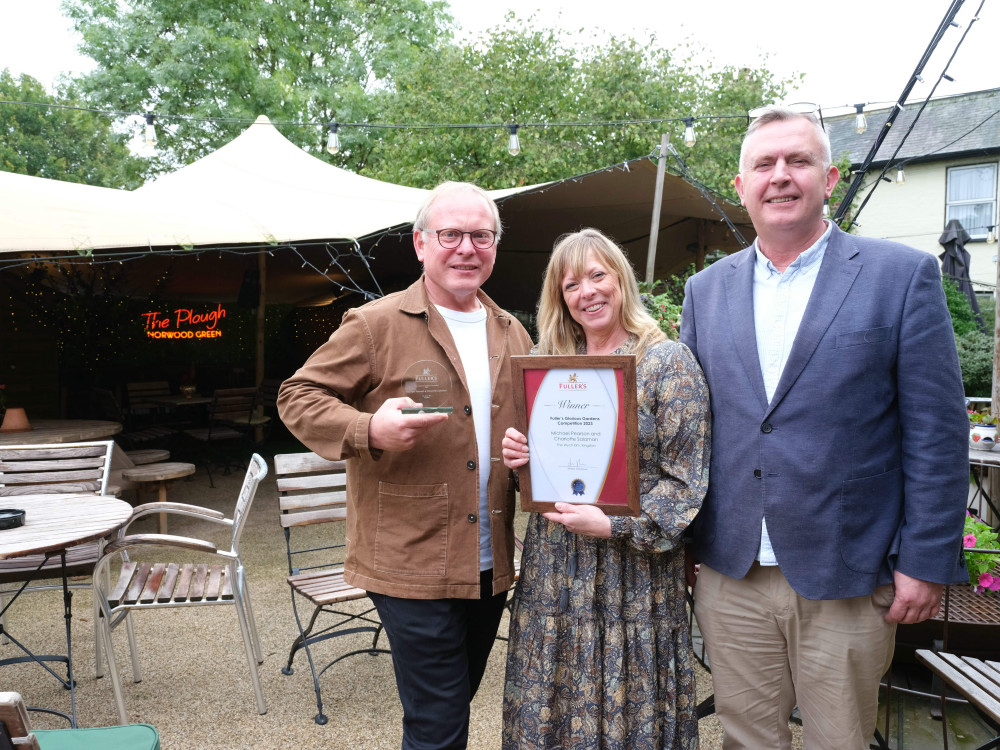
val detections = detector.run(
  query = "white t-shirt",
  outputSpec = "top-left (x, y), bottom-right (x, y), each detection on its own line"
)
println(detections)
top-left (435, 303), bottom-right (493, 570)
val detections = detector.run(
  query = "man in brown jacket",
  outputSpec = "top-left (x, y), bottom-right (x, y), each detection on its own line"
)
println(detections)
top-left (278, 181), bottom-right (532, 750)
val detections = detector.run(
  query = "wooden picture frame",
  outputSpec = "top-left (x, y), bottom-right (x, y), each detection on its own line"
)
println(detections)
top-left (511, 354), bottom-right (639, 517)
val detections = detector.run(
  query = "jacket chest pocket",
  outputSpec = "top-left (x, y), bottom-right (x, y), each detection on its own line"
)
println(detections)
top-left (374, 482), bottom-right (449, 576)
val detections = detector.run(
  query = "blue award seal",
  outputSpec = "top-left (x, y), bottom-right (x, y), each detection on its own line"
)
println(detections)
top-left (571, 479), bottom-right (585, 496)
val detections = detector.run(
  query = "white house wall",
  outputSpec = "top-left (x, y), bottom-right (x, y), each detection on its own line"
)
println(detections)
top-left (850, 156), bottom-right (1000, 289)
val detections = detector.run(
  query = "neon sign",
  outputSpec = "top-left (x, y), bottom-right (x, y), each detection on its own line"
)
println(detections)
top-left (142, 304), bottom-right (226, 339)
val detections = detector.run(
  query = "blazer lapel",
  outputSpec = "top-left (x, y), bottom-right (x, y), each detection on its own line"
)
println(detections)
top-left (724, 249), bottom-right (769, 412)
top-left (767, 228), bottom-right (861, 414)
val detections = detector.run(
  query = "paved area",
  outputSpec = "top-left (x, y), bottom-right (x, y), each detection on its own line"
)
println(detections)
top-left (2, 446), bottom-right (994, 749)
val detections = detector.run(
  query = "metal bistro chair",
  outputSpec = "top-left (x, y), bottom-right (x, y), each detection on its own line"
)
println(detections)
top-left (274, 451), bottom-right (389, 725)
top-left (183, 388), bottom-right (270, 487)
top-left (93, 454), bottom-right (268, 724)
top-left (0, 441), bottom-right (129, 678)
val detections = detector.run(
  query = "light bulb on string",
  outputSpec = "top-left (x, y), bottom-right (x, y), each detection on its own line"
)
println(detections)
top-left (895, 165), bottom-right (905, 184)
top-left (144, 113), bottom-right (157, 148)
top-left (988, 226), bottom-right (997, 244)
top-left (326, 122), bottom-right (341, 155)
top-left (854, 104), bottom-right (867, 134)
top-left (507, 125), bottom-right (521, 156)
top-left (822, 198), bottom-right (830, 218)
top-left (683, 117), bottom-right (696, 147)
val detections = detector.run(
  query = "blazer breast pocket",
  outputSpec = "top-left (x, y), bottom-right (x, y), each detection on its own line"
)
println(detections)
top-left (835, 326), bottom-right (894, 348)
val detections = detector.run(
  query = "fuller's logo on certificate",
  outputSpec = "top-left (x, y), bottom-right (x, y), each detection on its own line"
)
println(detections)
top-left (512, 355), bottom-right (639, 516)
top-left (401, 360), bottom-right (452, 407)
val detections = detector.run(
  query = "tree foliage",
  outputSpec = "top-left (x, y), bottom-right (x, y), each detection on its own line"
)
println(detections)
top-left (62, 5), bottom-right (795, 196)
top-left (367, 17), bottom-right (795, 195)
top-left (943, 277), bottom-right (992, 396)
top-left (0, 70), bottom-right (146, 188)
top-left (64, 0), bottom-right (454, 170)
top-left (943, 276), bottom-right (984, 336)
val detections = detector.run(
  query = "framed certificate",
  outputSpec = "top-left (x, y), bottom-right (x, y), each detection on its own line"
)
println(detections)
top-left (511, 355), bottom-right (639, 517)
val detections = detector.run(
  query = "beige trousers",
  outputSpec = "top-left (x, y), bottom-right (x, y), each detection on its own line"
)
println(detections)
top-left (694, 563), bottom-right (897, 750)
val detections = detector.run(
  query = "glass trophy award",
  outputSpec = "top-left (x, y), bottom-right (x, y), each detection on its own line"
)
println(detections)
top-left (400, 360), bottom-right (454, 414)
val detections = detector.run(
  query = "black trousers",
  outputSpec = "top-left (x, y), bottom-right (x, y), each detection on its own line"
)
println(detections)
top-left (368, 569), bottom-right (508, 750)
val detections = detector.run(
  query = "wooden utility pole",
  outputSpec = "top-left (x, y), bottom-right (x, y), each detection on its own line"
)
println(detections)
top-left (645, 133), bottom-right (669, 285)
top-left (990, 257), bottom-right (1000, 526)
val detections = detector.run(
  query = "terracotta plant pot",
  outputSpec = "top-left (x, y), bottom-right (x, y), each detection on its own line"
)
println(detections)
top-left (0, 407), bottom-right (32, 433)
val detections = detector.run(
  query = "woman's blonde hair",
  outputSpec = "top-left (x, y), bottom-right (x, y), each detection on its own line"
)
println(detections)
top-left (535, 228), bottom-right (665, 358)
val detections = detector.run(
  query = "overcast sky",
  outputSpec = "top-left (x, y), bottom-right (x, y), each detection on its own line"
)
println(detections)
top-left (0, 0), bottom-right (995, 115)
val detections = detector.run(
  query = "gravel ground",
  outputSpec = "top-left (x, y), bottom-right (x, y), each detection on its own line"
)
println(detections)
top-left (3, 455), bottom-right (802, 749)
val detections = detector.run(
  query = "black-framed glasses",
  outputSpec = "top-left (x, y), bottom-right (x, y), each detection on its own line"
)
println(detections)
top-left (425, 228), bottom-right (497, 250)
top-left (748, 102), bottom-right (825, 131)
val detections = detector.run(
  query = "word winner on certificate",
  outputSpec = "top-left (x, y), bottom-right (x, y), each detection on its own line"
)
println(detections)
top-left (526, 368), bottom-right (621, 504)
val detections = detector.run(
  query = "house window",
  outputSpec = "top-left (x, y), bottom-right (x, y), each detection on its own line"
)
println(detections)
top-left (946, 163), bottom-right (998, 240)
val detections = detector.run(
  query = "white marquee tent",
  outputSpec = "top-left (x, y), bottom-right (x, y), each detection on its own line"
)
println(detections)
top-left (0, 115), bottom-right (436, 253)
top-left (0, 115), bottom-right (752, 309)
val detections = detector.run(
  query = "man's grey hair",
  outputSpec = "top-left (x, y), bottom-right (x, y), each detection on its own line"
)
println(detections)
top-left (739, 107), bottom-right (832, 173)
top-left (413, 181), bottom-right (503, 242)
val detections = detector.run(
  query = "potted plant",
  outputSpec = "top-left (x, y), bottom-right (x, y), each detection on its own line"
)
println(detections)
top-left (964, 513), bottom-right (1000, 593)
top-left (969, 410), bottom-right (997, 451)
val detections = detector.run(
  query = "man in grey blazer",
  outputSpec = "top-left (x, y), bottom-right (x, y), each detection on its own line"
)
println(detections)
top-left (680, 106), bottom-right (969, 749)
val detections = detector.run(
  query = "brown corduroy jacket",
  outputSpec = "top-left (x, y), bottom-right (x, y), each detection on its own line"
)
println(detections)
top-left (278, 277), bottom-right (532, 599)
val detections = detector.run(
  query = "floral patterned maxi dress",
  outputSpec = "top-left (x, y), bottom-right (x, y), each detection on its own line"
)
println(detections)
top-left (502, 338), bottom-right (711, 750)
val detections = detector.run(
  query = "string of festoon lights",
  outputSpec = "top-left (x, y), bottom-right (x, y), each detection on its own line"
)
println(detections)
top-left (0, 95), bottom-right (829, 156)
top-left (129, 109), bottom-right (752, 157)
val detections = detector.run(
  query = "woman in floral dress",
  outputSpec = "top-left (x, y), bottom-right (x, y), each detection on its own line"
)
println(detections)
top-left (501, 228), bottom-right (710, 750)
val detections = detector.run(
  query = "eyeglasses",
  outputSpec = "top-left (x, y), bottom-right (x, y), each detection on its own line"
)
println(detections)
top-left (748, 102), bottom-right (825, 131)
top-left (424, 228), bottom-right (497, 250)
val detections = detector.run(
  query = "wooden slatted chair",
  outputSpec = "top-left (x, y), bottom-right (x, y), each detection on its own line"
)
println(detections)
top-left (258, 378), bottom-right (282, 418)
top-left (914, 547), bottom-right (1000, 750)
top-left (124, 381), bottom-right (172, 423)
top-left (0, 441), bottom-right (127, 676)
top-left (93, 453), bottom-right (268, 724)
top-left (0, 691), bottom-right (159, 749)
top-left (183, 388), bottom-right (269, 487)
top-left (274, 451), bottom-right (389, 725)
top-left (91, 389), bottom-right (175, 450)
top-left (916, 651), bottom-right (1000, 749)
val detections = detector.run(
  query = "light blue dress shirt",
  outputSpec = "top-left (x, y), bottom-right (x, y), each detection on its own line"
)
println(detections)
top-left (753, 221), bottom-right (834, 565)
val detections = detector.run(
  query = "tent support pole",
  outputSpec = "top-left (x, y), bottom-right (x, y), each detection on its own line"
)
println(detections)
top-left (645, 133), bottom-right (669, 285)
top-left (256, 252), bottom-right (266, 390)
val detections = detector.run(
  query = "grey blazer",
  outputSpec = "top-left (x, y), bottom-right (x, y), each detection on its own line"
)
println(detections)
top-left (680, 224), bottom-right (969, 600)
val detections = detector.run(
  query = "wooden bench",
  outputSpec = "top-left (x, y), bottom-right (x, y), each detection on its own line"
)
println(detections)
top-left (274, 451), bottom-right (389, 726)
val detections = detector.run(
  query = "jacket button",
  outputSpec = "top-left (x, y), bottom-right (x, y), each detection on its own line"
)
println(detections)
top-left (754, 469), bottom-right (762, 478)
top-left (468, 513), bottom-right (477, 523)
top-left (467, 460), bottom-right (476, 470)
top-left (761, 422), bottom-right (773, 434)
top-left (464, 405), bottom-right (472, 415)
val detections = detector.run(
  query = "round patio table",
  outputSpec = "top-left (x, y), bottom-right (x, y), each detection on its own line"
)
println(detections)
top-left (0, 419), bottom-right (122, 446)
top-left (0, 493), bottom-right (133, 726)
